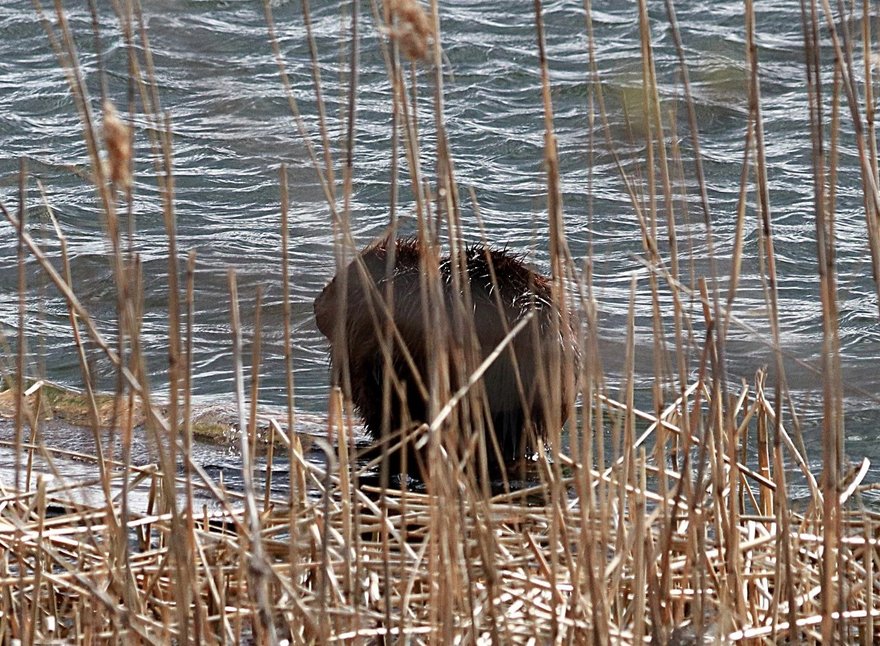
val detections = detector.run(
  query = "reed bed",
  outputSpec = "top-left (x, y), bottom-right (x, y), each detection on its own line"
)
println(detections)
top-left (1, 0), bottom-right (879, 643)
top-left (0, 374), bottom-right (877, 643)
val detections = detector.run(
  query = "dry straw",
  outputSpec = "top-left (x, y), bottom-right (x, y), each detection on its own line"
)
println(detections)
top-left (0, 0), bottom-right (878, 643)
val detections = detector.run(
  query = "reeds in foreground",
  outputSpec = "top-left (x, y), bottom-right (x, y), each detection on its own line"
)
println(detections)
top-left (0, 0), bottom-right (877, 643)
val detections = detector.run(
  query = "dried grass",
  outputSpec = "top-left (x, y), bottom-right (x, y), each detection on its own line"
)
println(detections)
top-left (0, 0), bottom-right (878, 643)
top-left (0, 375), bottom-right (877, 643)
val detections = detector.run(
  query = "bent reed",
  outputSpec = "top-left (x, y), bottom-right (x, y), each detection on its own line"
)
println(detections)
top-left (0, 0), bottom-right (878, 643)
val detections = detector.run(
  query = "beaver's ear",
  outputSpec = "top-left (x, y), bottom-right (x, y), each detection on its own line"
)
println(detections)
top-left (377, 229), bottom-right (394, 252)
top-left (376, 235), bottom-right (393, 261)
top-left (361, 232), bottom-right (393, 258)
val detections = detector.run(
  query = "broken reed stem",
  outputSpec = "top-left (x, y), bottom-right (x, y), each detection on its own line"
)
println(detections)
top-left (37, 183), bottom-right (107, 473)
top-left (182, 249), bottom-right (206, 641)
top-left (154, 104), bottom-right (197, 639)
top-left (635, 7), bottom-right (678, 621)
top-left (279, 163), bottom-right (301, 595)
top-left (227, 270), bottom-right (278, 644)
top-left (248, 287), bottom-right (264, 460)
top-left (744, 1), bottom-right (800, 638)
top-left (15, 160), bottom-right (28, 496)
top-left (14, 159), bottom-right (29, 643)
top-left (802, 0), bottom-right (847, 640)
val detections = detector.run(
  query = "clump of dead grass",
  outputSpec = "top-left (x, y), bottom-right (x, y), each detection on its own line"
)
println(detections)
top-left (1, 0), bottom-right (879, 643)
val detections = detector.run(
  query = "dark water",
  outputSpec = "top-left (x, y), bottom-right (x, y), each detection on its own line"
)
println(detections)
top-left (1, 1), bottom-right (879, 489)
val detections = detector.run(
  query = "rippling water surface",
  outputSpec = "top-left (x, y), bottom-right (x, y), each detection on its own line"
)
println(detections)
top-left (1, 1), bottom-right (879, 483)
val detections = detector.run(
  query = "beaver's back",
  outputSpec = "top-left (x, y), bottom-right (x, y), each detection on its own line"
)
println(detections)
top-left (313, 237), bottom-right (578, 477)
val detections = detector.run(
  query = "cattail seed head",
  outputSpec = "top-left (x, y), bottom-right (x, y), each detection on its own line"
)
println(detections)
top-left (387, 0), bottom-right (433, 62)
top-left (102, 100), bottom-right (132, 191)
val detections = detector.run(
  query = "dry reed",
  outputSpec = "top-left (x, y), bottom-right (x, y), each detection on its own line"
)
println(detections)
top-left (0, 0), bottom-right (877, 643)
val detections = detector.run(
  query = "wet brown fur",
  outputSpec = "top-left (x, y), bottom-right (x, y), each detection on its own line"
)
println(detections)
top-left (314, 237), bottom-right (578, 479)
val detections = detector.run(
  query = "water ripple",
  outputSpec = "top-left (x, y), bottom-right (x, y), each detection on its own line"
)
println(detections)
top-left (0, 0), bottom-right (876, 447)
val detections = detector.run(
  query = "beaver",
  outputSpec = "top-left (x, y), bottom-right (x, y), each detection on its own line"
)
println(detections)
top-left (314, 237), bottom-right (578, 479)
